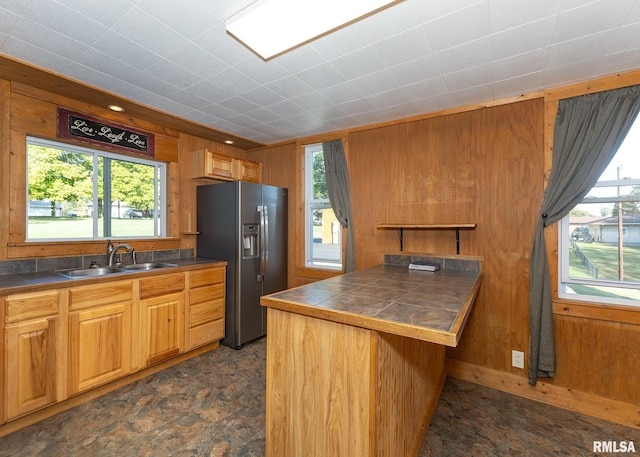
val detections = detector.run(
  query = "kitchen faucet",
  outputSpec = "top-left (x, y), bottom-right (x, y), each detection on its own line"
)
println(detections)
top-left (107, 242), bottom-right (136, 266)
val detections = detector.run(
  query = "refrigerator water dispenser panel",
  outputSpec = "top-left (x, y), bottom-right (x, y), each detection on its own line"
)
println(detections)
top-left (242, 224), bottom-right (259, 258)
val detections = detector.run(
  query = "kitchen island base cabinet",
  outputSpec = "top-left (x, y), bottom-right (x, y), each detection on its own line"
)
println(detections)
top-left (266, 309), bottom-right (446, 457)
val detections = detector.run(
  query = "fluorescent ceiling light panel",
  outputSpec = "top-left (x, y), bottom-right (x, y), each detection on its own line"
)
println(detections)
top-left (227, 0), bottom-right (398, 59)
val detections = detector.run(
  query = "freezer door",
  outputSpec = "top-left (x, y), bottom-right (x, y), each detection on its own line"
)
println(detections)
top-left (262, 184), bottom-right (288, 295)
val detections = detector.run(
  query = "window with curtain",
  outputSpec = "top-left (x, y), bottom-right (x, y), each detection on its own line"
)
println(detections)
top-left (27, 136), bottom-right (166, 241)
top-left (558, 115), bottom-right (640, 307)
top-left (304, 143), bottom-right (342, 269)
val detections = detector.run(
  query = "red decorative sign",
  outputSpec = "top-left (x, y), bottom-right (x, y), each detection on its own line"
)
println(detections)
top-left (57, 108), bottom-right (155, 157)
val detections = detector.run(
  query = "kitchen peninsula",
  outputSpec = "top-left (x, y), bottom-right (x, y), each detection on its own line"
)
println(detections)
top-left (260, 254), bottom-right (483, 457)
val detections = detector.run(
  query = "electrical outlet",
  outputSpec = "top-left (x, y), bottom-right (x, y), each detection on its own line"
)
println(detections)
top-left (512, 350), bottom-right (524, 369)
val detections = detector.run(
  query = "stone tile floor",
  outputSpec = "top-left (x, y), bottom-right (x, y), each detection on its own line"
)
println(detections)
top-left (0, 337), bottom-right (638, 456)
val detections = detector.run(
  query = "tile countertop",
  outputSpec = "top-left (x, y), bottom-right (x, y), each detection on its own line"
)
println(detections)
top-left (261, 255), bottom-right (483, 347)
top-left (0, 257), bottom-right (227, 295)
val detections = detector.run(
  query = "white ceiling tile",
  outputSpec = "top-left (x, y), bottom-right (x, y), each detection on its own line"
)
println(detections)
top-left (443, 63), bottom-right (494, 92)
top-left (488, 0), bottom-right (561, 33)
top-left (547, 28), bottom-right (621, 67)
top-left (136, 0), bottom-right (217, 39)
top-left (165, 43), bottom-right (228, 79)
top-left (111, 6), bottom-right (188, 56)
top-left (351, 69), bottom-right (398, 96)
top-left (356, 0), bottom-right (424, 43)
top-left (264, 75), bottom-right (312, 99)
top-left (330, 46), bottom-right (385, 80)
top-left (56, 0), bottom-right (135, 27)
top-left (317, 81), bottom-right (364, 104)
top-left (311, 25), bottom-right (369, 61)
top-left (0, 6), bottom-right (19, 30)
top-left (21, 0), bottom-right (108, 43)
top-left (209, 66), bottom-right (260, 93)
top-left (412, 0), bottom-right (486, 23)
top-left (552, 0), bottom-right (634, 43)
top-left (92, 30), bottom-right (162, 71)
top-left (491, 49), bottom-right (549, 82)
top-left (2, 0), bottom-right (639, 144)
top-left (186, 80), bottom-right (233, 104)
top-left (387, 55), bottom-right (441, 86)
top-left (145, 59), bottom-right (203, 90)
top-left (192, 23), bottom-right (254, 66)
top-left (296, 62), bottom-right (347, 90)
top-left (435, 37), bottom-right (491, 74)
top-left (424, 1), bottom-right (491, 51)
top-left (9, 17), bottom-right (89, 59)
top-left (370, 26), bottom-right (433, 68)
top-left (490, 16), bottom-right (557, 60)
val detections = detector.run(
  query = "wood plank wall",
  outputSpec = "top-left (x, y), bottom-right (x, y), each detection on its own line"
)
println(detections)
top-left (1, 65), bottom-right (640, 427)
top-left (252, 93), bottom-right (640, 427)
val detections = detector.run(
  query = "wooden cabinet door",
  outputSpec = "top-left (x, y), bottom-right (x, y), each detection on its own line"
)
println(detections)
top-left (236, 159), bottom-right (261, 183)
top-left (68, 302), bottom-right (131, 395)
top-left (140, 292), bottom-right (184, 367)
top-left (5, 317), bottom-right (58, 419)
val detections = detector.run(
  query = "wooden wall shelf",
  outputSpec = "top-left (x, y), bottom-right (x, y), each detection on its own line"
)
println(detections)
top-left (376, 223), bottom-right (476, 254)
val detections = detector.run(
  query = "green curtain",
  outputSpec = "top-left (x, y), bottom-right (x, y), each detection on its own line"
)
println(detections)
top-left (323, 139), bottom-right (355, 273)
top-left (528, 85), bottom-right (640, 386)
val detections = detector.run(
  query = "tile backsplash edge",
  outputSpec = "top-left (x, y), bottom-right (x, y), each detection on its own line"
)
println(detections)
top-left (0, 249), bottom-right (195, 276)
top-left (383, 254), bottom-right (481, 273)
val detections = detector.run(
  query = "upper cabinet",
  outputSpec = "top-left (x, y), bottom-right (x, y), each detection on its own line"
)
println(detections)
top-left (192, 149), bottom-right (261, 183)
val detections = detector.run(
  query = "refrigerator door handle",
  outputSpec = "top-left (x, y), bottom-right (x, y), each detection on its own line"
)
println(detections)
top-left (257, 205), bottom-right (267, 283)
top-left (261, 205), bottom-right (269, 281)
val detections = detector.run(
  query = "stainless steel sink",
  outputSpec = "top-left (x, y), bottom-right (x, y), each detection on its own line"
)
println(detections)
top-left (58, 266), bottom-right (126, 278)
top-left (120, 262), bottom-right (178, 271)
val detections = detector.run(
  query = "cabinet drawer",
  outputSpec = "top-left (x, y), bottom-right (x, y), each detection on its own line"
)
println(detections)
top-left (190, 298), bottom-right (224, 327)
top-left (189, 283), bottom-right (224, 306)
top-left (6, 290), bottom-right (61, 323)
top-left (188, 318), bottom-right (224, 349)
top-left (139, 272), bottom-right (185, 299)
top-left (190, 267), bottom-right (225, 288)
top-left (69, 280), bottom-right (133, 311)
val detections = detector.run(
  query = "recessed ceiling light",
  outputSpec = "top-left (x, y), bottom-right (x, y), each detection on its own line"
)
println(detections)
top-left (225, 140), bottom-right (234, 145)
top-left (108, 104), bottom-right (125, 112)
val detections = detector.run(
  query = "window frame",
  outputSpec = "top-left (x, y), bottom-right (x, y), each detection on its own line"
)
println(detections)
top-left (26, 136), bottom-right (167, 242)
top-left (304, 143), bottom-right (342, 270)
top-left (557, 152), bottom-right (640, 309)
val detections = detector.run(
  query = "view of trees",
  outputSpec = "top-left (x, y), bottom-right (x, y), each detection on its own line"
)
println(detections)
top-left (28, 144), bottom-right (155, 218)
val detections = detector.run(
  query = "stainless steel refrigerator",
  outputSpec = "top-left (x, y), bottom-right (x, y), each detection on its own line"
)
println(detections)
top-left (197, 181), bottom-right (287, 349)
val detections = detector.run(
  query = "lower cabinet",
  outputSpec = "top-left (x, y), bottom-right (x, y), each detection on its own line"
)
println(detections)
top-left (3, 290), bottom-right (61, 421)
top-left (187, 267), bottom-right (225, 350)
top-left (2, 265), bottom-right (225, 423)
top-left (67, 280), bottom-right (133, 396)
top-left (139, 273), bottom-right (185, 367)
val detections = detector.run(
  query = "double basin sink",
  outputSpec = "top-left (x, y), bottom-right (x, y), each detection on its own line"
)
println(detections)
top-left (58, 262), bottom-right (178, 279)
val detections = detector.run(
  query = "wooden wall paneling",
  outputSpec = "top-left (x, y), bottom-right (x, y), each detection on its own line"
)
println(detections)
top-left (8, 88), bottom-right (182, 258)
top-left (450, 100), bottom-right (544, 373)
top-left (0, 79), bottom-right (10, 261)
top-left (251, 142), bottom-right (298, 288)
top-left (177, 133), bottom-right (251, 256)
top-left (553, 315), bottom-right (640, 405)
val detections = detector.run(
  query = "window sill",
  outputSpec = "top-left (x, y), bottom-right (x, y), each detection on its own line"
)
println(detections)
top-left (552, 298), bottom-right (640, 324)
top-left (295, 266), bottom-right (343, 281)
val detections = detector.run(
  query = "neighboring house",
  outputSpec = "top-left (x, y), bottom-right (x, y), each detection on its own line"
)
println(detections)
top-left (28, 200), bottom-right (62, 217)
top-left (593, 214), bottom-right (640, 245)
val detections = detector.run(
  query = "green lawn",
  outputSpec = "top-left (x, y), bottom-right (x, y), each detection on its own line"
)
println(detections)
top-left (28, 216), bottom-right (155, 239)
top-left (569, 241), bottom-right (640, 301)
